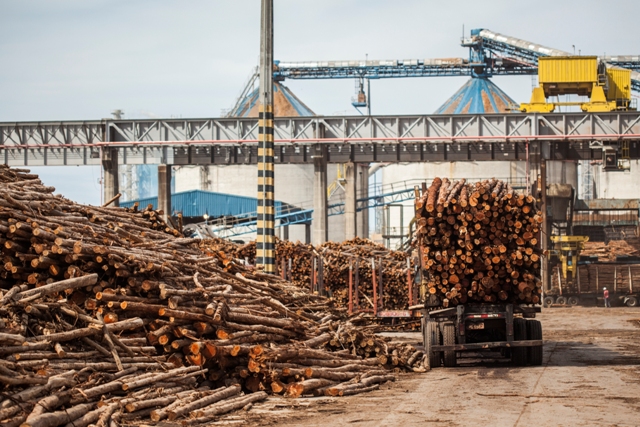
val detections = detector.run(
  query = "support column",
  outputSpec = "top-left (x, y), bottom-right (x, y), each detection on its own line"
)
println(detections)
top-left (357, 163), bottom-right (370, 238)
top-left (312, 145), bottom-right (328, 245)
top-left (102, 147), bottom-right (119, 207)
top-left (345, 162), bottom-right (357, 240)
top-left (541, 159), bottom-right (550, 297)
top-left (158, 165), bottom-right (172, 222)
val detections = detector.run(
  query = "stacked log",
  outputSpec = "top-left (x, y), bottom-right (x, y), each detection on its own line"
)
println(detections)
top-left (581, 240), bottom-right (639, 262)
top-left (414, 178), bottom-right (543, 306)
top-left (207, 237), bottom-right (413, 311)
top-left (0, 165), bottom-right (422, 427)
top-left (320, 238), bottom-right (412, 310)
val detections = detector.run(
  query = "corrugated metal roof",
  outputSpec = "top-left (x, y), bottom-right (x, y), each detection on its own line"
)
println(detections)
top-left (120, 190), bottom-right (284, 218)
top-left (435, 77), bottom-right (516, 114)
top-left (229, 82), bottom-right (315, 117)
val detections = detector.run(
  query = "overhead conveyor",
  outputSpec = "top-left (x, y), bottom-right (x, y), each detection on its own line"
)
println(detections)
top-left (270, 28), bottom-right (640, 111)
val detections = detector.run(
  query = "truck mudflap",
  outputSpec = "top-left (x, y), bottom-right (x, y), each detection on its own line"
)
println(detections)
top-left (431, 339), bottom-right (543, 352)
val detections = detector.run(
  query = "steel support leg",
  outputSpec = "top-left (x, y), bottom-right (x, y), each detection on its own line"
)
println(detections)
top-left (101, 147), bottom-right (119, 207)
top-left (345, 162), bottom-right (357, 240)
top-left (312, 145), bottom-right (328, 244)
top-left (158, 165), bottom-right (172, 222)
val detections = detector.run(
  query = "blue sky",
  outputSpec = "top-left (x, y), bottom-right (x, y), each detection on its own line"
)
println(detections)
top-left (1, 0), bottom-right (639, 203)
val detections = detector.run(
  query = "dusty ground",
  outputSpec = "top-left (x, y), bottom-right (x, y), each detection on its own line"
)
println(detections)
top-left (217, 307), bottom-right (640, 427)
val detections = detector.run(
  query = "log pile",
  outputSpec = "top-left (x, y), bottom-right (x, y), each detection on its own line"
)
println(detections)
top-left (319, 238), bottom-right (412, 310)
top-left (581, 239), bottom-right (640, 262)
top-left (205, 237), bottom-right (414, 310)
top-left (414, 178), bottom-right (543, 306)
top-left (0, 166), bottom-right (423, 427)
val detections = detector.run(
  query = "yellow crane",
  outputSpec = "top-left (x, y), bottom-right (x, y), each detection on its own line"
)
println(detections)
top-left (521, 56), bottom-right (633, 113)
top-left (550, 235), bottom-right (590, 287)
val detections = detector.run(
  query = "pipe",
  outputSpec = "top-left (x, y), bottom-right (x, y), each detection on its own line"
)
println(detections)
top-left (368, 163), bottom-right (390, 177)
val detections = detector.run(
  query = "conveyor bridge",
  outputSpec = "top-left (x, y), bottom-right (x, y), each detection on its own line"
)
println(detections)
top-left (2, 112), bottom-right (640, 167)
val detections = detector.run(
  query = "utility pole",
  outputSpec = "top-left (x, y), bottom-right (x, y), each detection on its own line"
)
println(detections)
top-left (256, 0), bottom-right (275, 273)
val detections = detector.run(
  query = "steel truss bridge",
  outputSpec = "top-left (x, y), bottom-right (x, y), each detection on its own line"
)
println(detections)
top-left (2, 112), bottom-right (640, 167)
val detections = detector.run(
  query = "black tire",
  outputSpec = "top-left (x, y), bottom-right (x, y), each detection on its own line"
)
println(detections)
top-left (526, 320), bottom-right (543, 366)
top-left (441, 322), bottom-right (457, 368)
top-left (422, 319), bottom-right (440, 369)
top-left (512, 318), bottom-right (528, 366)
top-left (555, 296), bottom-right (567, 305)
top-left (543, 296), bottom-right (554, 307)
top-left (422, 318), bottom-right (427, 348)
top-left (567, 296), bottom-right (579, 306)
top-left (626, 296), bottom-right (638, 307)
top-left (431, 321), bottom-right (441, 366)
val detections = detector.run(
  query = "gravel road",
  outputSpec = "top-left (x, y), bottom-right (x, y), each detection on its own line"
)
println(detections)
top-left (218, 307), bottom-right (640, 426)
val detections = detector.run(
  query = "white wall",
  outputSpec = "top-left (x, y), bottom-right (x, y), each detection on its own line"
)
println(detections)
top-left (174, 166), bottom-right (203, 192)
top-left (594, 160), bottom-right (640, 199)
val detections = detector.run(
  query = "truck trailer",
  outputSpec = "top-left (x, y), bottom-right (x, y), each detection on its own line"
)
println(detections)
top-left (421, 297), bottom-right (543, 368)
top-left (545, 263), bottom-right (640, 307)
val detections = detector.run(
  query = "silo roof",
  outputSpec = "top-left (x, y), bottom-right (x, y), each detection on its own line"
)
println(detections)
top-left (435, 77), bottom-right (517, 114)
top-left (229, 82), bottom-right (315, 117)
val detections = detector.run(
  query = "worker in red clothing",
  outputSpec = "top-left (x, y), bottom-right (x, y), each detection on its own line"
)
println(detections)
top-left (603, 287), bottom-right (611, 308)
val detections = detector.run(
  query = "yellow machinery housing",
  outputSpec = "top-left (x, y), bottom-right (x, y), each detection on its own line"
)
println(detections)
top-left (550, 235), bottom-right (590, 286)
top-left (520, 56), bottom-right (633, 113)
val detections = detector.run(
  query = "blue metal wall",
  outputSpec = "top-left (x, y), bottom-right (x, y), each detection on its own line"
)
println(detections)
top-left (120, 189), bottom-right (284, 218)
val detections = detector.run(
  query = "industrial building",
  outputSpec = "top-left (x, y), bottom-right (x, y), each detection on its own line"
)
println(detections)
top-left (2, 28), bottom-right (640, 256)
top-left (104, 29), bottom-right (640, 254)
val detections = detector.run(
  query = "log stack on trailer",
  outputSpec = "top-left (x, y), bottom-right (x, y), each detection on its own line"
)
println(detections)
top-left (413, 178), bottom-right (544, 368)
top-left (413, 178), bottom-right (544, 306)
top-left (0, 165), bottom-right (426, 427)
top-left (550, 263), bottom-right (640, 307)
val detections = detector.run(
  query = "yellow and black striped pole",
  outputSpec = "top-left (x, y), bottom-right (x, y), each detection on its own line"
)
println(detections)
top-left (257, 0), bottom-right (275, 273)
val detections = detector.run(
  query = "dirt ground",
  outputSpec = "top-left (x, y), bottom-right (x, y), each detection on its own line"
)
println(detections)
top-left (217, 307), bottom-right (640, 427)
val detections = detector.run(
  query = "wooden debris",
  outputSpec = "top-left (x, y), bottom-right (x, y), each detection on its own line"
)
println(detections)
top-left (0, 165), bottom-right (423, 427)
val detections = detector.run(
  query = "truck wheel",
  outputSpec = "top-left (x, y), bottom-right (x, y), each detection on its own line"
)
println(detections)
top-left (543, 296), bottom-right (554, 307)
top-left (527, 320), bottom-right (543, 366)
top-left (441, 322), bottom-right (457, 368)
top-left (555, 296), bottom-right (567, 305)
top-left (626, 296), bottom-right (638, 307)
top-left (512, 318), bottom-right (528, 366)
top-left (422, 318), bottom-right (427, 349)
top-left (567, 296), bottom-right (579, 306)
top-left (422, 320), bottom-right (440, 369)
